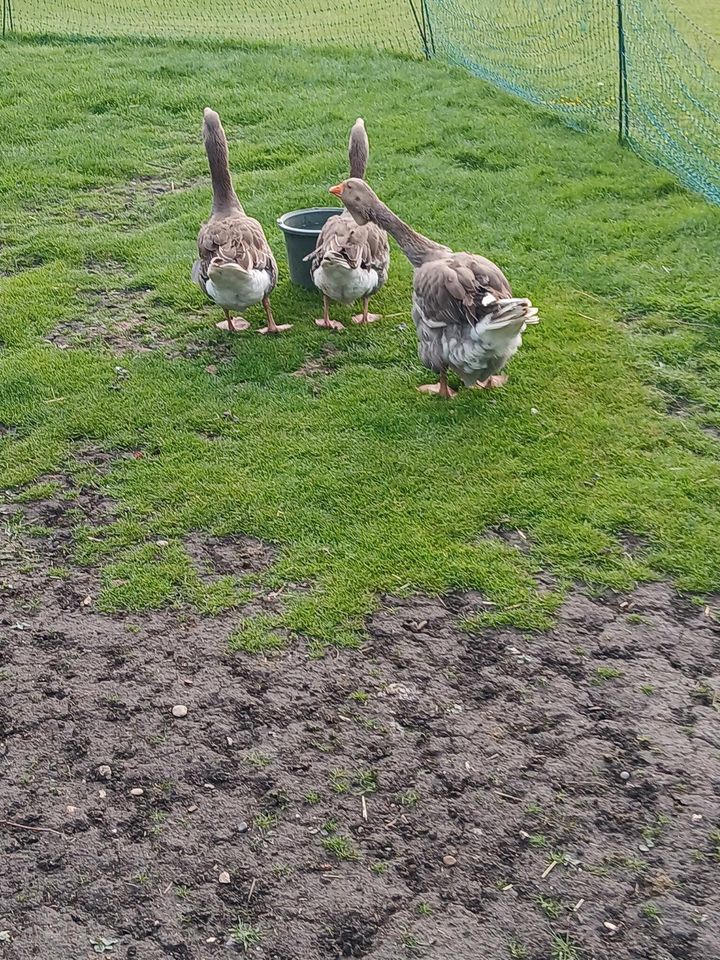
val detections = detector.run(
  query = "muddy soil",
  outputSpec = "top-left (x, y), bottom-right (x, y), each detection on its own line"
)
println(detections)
top-left (1, 479), bottom-right (719, 960)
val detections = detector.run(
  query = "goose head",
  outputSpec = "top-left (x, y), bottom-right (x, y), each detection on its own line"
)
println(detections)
top-left (329, 177), bottom-right (380, 226)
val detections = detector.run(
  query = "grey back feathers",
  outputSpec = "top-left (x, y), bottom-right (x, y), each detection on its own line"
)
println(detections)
top-left (333, 178), bottom-right (539, 385)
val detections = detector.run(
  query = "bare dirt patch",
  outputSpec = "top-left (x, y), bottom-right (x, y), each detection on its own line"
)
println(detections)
top-left (46, 288), bottom-right (165, 355)
top-left (121, 175), bottom-right (204, 201)
top-left (484, 524), bottom-right (532, 554)
top-left (292, 344), bottom-right (341, 379)
top-left (85, 258), bottom-right (131, 277)
top-left (664, 399), bottom-right (720, 444)
top-left (617, 531), bottom-right (651, 559)
top-left (1, 487), bottom-right (719, 960)
top-left (184, 533), bottom-right (278, 584)
top-left (74, 176), bottom-right (205, 228)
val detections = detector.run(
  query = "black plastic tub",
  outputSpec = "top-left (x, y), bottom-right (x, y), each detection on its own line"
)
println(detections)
top-left (276, 207), bottom-right (342, 289)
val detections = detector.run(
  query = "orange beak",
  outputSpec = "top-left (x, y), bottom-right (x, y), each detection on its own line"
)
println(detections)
top-left (329, 183), bottom-right (344, 196)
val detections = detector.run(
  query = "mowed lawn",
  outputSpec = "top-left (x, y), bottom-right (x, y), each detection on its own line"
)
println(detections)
top-left (1, 36), bottom-right (719, 645)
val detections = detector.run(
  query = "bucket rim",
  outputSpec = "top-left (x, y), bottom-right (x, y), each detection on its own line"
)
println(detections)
top-left (276, 207), bottom-right (343, 236)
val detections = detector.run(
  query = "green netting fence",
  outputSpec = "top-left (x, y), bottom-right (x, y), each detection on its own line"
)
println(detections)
top-left (3, 0), bottom-right (719, 204)
top-left (424, 0), bottom-right (720, 204)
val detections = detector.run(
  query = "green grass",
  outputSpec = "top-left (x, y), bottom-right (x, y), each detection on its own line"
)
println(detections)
top-left (1, 36), bottom-right (719, 646)
top-left (534, 895), bottom-right (563, 919)
top-left (354, 770), bottom-right (378, 794)
top-left (228, 614), bottom-right (285, 654)
top-left (592, 666), bottom-right (624, 684)
top-left (551, 935), bottom-right (581, 960)
top-left (246, 751), bottom-right (272, 769)
top-left (322, 835), bottom-right (361, 861)
top-left (641, 902), bottom-right (663, 921)
top-left (349, 689), bottom-right (369, 704)
top-left (399, 790), bottom-right (421, 809)
top-left (229, 919), bottom-right (262, 952)
top-left (709, 828), bottom-right (720, 860)
top-left (508, 940), bottom-right (528, 960)
top-left (253, 812), bottom-right (278, 832)
top-left (329, 770), bottom-right (350, 794)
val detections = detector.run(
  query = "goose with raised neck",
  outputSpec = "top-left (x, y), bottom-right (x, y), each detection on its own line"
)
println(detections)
top-left (203, 107), bottom-right (243, 216)
top-left (329, 177), bottom-right (539, 397)
top-left (306, 119), bottom-right (390, 331)
top-left (192, 108), bottom-right (290, 335)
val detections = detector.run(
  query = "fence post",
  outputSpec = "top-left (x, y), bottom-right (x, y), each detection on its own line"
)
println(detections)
top-left (2, 0), bottom-right (14, 37)
top-left (421, 0), bottom-right (436, 57)
top-left (616, 0), bottom-right (630, 143)
top-left (408, 0), bottom-right (433, 60)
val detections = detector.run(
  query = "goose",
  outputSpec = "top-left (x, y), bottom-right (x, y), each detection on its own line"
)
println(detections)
top-left (192, 108), bottom-right (289, 335)
top-left (329, 178), bottom-right (539, 397)
top-left (306, 119), bottom-right (389, 331)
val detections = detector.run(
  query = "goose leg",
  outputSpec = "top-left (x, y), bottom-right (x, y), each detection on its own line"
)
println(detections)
top-left (474, 374), bottom-right (508, 389)
top-left (417, 371), bottom-right (457, 399)
top-left (258, 296), bottom-right (292, 335)
top-left (352, 296), bottom-right (381, 325)
top-left (315, 295), bottom-right (345, 332)
top-left (216, 309), bottom-right (249, 332)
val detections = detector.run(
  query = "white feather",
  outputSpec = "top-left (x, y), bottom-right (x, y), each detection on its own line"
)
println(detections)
top-left (313, 262), bottom-right (379, 305)
top-left (206, 263), bottom-right (272, 311)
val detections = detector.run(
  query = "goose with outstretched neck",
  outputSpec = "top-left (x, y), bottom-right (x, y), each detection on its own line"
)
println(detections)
top-left (306, 119), bottom-right (389, 331)
top-left (192, 108), bottom-right (289, 335)
top-left (329, 178), bottom-right (539, 396)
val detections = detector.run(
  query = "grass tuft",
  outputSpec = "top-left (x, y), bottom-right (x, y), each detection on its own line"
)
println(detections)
top-left (229, 614), bottom-right (285, 654)
top-left (229, 919), bottom-right (262, 952)
top-left (322, 835), bottom-right (361, 861)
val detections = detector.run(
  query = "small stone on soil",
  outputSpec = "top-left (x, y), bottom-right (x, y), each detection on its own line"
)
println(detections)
top-left (130, 788), bottom-right (144, 797)
top-left (97, 765), bottom-right (112, 780)
top-left (620, 771), bottom-right (630, 780)
top-left (218, 871), bottom-right (231, 884)
top-left (237, 821), bottom-right (249, 833)
top-left (188, 805), bottom-right (198, 813)
top-left (171, 705), bottom-right (188, 718)
top-left (442, 855), bottom-right (457, 866)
